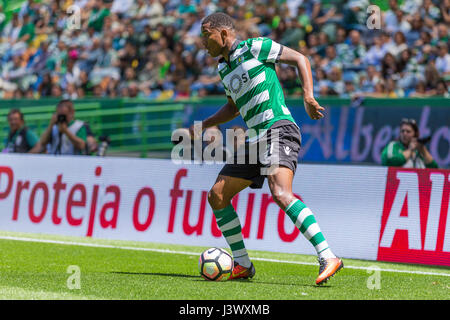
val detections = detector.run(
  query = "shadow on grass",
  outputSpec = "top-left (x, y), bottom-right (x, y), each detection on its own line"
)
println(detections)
top-left (111, 271), bottom-right (330, 288)
top-left (111, 271), bottom-right (199, 279)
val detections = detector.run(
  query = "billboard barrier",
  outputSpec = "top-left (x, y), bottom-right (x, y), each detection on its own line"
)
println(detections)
top-left (0, 154), bottom-right (448, 266)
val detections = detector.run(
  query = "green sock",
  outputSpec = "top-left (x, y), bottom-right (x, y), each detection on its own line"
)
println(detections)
top-left (213, 204), bottom-right (251, 268)
top-left (285, 199), bottom-right (335, 259)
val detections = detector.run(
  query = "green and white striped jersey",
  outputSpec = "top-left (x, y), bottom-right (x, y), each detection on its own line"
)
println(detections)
top-left (217, 37), bottom-right (297, 142)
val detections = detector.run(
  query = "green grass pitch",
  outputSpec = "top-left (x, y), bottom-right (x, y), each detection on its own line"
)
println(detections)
top-left (0, 231), bottom-right (448, 300)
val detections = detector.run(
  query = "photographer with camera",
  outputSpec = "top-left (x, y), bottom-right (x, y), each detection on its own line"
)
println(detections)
top-left (35, 99), bottom-right (87, 155)
top-left (381, 118), bottom-right (438, 168)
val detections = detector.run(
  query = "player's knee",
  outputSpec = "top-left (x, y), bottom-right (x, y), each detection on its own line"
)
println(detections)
top-left (271, 189), bottom-right (293, 209)
top-left (208, 188), bottom-right (228, 210)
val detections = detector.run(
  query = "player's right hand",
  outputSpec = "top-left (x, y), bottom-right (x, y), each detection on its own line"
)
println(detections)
top-left (304, 96), bottom-right (325, 120)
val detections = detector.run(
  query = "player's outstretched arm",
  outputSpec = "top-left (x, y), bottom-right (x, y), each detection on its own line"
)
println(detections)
top-left (190, 97), bottom-right (240, 139)
top-left (278, 46), bottom-right (325, 120)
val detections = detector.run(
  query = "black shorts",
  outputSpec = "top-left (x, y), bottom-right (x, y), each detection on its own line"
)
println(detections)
top-left (219, 120), bottom-right (301, 189)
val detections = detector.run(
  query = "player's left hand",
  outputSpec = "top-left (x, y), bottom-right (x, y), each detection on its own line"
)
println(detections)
top-left (304, 96), bottom-right (325, 120)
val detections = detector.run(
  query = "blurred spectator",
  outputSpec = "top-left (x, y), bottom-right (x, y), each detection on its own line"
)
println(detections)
top-left (441, 0), bottom-right (450, 24)
top-left (0, 0), bottom-right (447, 99)
top-left (342, 30), bottom-right (366, 69)
top-left (36, 99), bottom-right (87, 155)
top-left (409, 81), bottom-right (431, 97)
top-left (435, 79), bottom-right (450, 97)
top-left (84, 122), bottom-right (99, 155)
top-left (389, 31), bottom-right (408, 59)
top-left (383, 0), bottom-right (400, 33)
top-left (381, 52), bottom-right (399, 80)
top-left (435, 42), bottom-right (450, 76)
top-left (381, 118), bottom-right (438, 168)
top-left (419, 0), bottom-right (441, 28)
top-left (363, 36), bottom-right (387, 66)
top-left (327, 67), bottom-right (345, 96)
top-left (3, 108), bottom-right (39, 153)
top-left (385, 78), bottom-right (405, 97)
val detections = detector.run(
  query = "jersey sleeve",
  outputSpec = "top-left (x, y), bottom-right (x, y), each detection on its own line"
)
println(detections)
top-left (381, 141), bottom-right (406, 167)
top-left (25, 130), bottom-right (39, 148)
top-left (250, 37), bottom-right (283, 64)
top-left (425, 159), bottom-right (439, 169)
top-left (76, 124), bottom-right (87, 142)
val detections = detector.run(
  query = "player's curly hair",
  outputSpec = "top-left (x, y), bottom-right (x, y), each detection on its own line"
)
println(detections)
top-left (201, 12), bottom-right (235, 30)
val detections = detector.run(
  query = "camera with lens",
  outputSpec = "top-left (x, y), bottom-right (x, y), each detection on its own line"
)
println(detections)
top-left (417, 136), bottom-right (431, 144)
top-left (57, 114), bottom-right (67, 124)
top-left (97, 135), bottom-right (110, 157)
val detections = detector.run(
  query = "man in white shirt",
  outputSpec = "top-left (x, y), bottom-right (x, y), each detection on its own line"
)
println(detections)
top-left (435, 43), bottom-right (450, 75)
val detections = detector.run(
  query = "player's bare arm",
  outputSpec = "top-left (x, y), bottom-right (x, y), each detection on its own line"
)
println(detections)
top-left (189, 97), bottom-right (240, 139)
top-left (278, 46), bottom-right (325, 120)
top-left (203, 97), bottom-right (240, 128)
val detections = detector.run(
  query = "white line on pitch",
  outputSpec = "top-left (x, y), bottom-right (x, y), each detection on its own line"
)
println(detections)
top-left (0, 235), bottom-right (449, 278)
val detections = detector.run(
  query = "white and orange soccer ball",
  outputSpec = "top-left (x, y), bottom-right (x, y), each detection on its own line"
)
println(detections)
top-left (198, 247), bottom-right (233, 281)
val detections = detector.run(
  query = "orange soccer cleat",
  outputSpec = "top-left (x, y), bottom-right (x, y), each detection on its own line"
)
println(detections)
top-left (228, 261), bottom-right (256, 280)
top-left (316, 257), bottom-right (344, 285)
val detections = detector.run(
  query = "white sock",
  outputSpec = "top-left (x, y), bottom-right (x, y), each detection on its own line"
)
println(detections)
top-left (318, 247), bottom-right (336, 260)
top-left (233, 254), bottom-right (252, 268)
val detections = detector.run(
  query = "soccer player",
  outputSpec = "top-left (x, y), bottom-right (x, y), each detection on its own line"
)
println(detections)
top-left (191, 12), bottom-right (343, 285)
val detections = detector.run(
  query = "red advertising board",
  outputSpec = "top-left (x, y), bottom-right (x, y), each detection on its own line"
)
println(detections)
top-left (378, 167), bottom-right (450, 266)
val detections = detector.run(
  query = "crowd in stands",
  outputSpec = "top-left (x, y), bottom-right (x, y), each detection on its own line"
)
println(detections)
top-left (0, 0), bottom-right (449, 100)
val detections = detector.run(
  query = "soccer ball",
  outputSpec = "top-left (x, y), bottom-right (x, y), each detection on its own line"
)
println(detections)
top-left (198, 247), bottom-right (233, 281)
